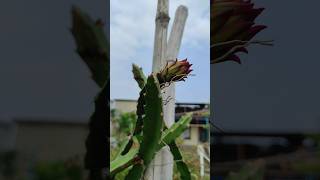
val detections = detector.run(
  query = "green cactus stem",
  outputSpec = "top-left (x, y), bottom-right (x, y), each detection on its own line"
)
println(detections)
top-left (111, 113), bottom-right (192, 178)
top-left (71, 6), bottom-right (109, 180)
top-left (121, 65), bottom-right (147, 155)
top-left (111, 137), bottom-right (140, 176)
top-left (169, 141), bottom-right (191, 180)
top-left (132, 64), bottom-right (147, 89)
top-left (158, 112), bottom-right (192, 149)
top-left (125, 74), bottom-right (163, 180)
top-left (112, 64), bottom-right (192, 179)
top-left (71, 6), bottom-right (109, 87)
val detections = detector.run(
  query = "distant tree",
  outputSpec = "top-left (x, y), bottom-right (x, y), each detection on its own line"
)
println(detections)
top-left (116, 112), bottom-right (137, 136)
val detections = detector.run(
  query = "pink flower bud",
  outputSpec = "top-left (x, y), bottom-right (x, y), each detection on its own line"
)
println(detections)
top-left (157, 59), bottom-right (192, 87)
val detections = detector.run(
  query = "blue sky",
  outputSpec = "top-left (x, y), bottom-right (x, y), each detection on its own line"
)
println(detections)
top-left (110, 0), bottom-right (210, 103)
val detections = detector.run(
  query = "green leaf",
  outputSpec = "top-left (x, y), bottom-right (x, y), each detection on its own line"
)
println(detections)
top-left (159, 113), bottom-right (193, 149)
top-left (169, 141), bottom-right (191, 180)
top-left (71, 6), bottom-right (109, 87)
top-left (124, 164), bottom-right (144, 180)
top-left (116, 138), bottom-right (131, 157)
top-left (110, 137), bottom-right (139, 176)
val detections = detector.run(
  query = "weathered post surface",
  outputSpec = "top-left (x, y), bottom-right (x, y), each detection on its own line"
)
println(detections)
top-left (151, 0), bottom-right (169, 73)
top-left (146, 0), bottom-right (188, 179)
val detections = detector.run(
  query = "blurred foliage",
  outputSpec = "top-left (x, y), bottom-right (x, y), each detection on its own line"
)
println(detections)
top-left (226, 160), bottom-right (265, 180)
top-left (306, 134), bottom-right (320, 149)
top-left (291, 149), bottom-right (320, 174)
top-left (110, 145), bottom-right (130, 179)
top-left (173, 142), bottom-right (210, 180)
top-left (34, 158), bottom-right (83, 180)
top-left (117, 112), bottom-right (137, 136)
top-left (292, 161), bottom-right (320, 174)
top-left (111, 110), bottom-right (137, 137)
top-left (0, 151), bottom-right (17, 178)
top-left (111, 143), bottom-right (209, 180)
top-left (111, 109), bottom-right (117, 119)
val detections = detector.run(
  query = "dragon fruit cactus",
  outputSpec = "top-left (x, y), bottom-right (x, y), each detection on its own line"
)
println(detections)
top-left (109, 60), bottom-right (194, 180)
top-left (211, 0), bottom-right (272, 64)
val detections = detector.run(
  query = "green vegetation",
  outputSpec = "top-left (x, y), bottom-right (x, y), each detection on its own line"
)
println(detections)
top-left (34, 160), bottom-right (83, 180)
top-left (111, 62), bottom-right (194, 179)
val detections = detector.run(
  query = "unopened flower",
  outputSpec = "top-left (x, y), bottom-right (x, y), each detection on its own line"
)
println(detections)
top-left (157, 59), bottom-right (192, 87)
top-left (211, 0), bottom-right (270, 64)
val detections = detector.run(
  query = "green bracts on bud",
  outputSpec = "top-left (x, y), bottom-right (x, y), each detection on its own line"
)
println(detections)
top-left (132, 64), bottom-right (147, 89)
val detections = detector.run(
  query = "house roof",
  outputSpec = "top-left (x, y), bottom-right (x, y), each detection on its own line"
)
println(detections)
top-left (112, 99), bottom-right (137, 102)
top-left (176, 109), bottom-right (210, 125)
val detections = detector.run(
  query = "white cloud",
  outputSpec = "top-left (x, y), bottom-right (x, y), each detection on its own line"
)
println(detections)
top-left (111, 0), bottom-right (210, 101)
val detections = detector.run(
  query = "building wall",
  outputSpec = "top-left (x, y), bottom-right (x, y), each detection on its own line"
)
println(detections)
top-left (183, 127), bottom-right (198, 146)
top-left (15, 123), bottom-right (88, 162)
top-left (113, 100), bottom-right (137, 113)
top-left (111, 100), bottom-right (210, 146)
top-left (183, 126), bottom-right (199, 146)
top-left (182, 125), bottom-right (210, 146)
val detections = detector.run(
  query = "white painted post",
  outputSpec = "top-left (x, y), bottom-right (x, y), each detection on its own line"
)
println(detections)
top-left (164, 5), bottom-right (188, 128)
top-left (198, 145), bottom-right (205, 178)
top-left (197, 145), bottom-right (210, 179)
top-left (145, 0), bottom-right (188, 179)
top-left (200, 153), bottom-right (205, 178)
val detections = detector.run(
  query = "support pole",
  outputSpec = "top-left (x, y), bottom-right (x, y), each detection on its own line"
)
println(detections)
top-left (146, 1), bottom-right (188, 179)
top-left (151, 0), bottom-right (170, 73)
top-left (146, 1), bottom-right (170, 179)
